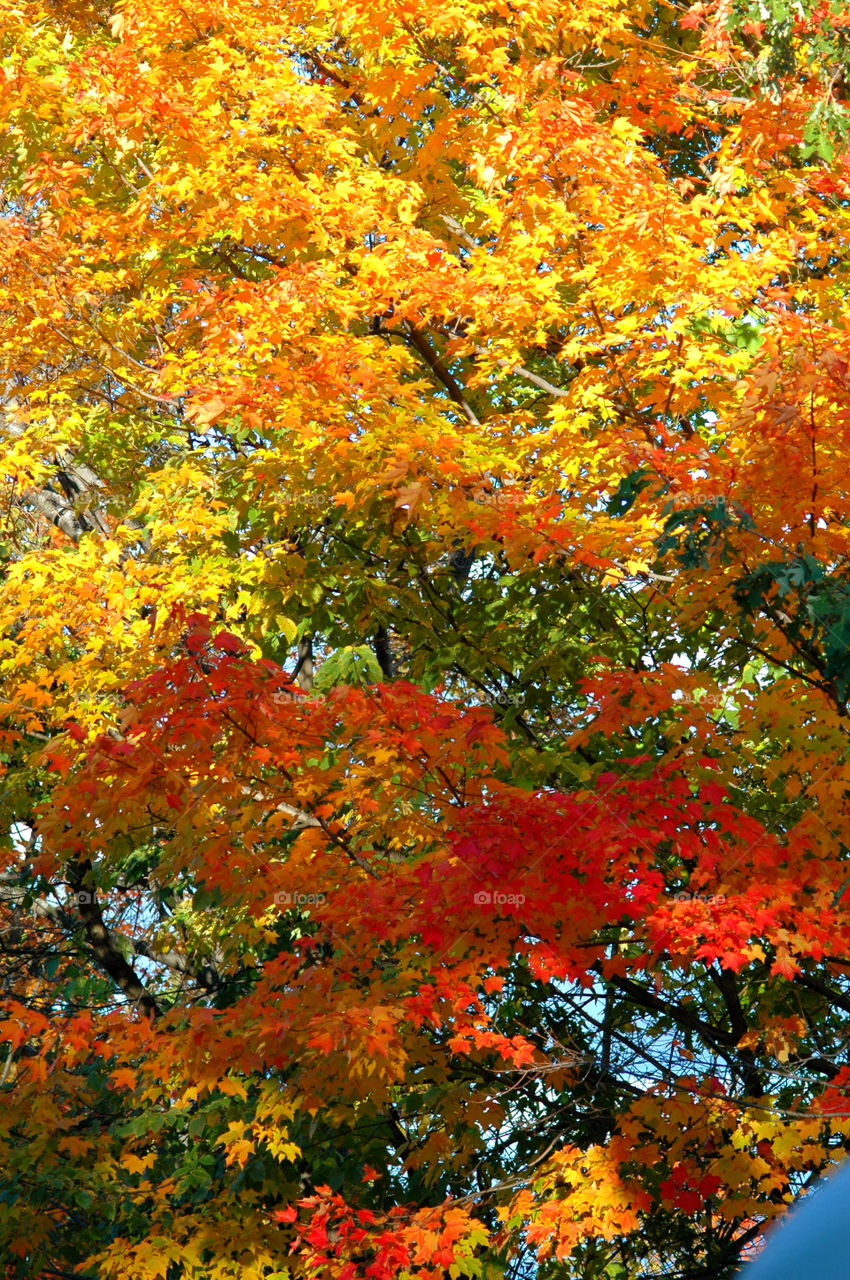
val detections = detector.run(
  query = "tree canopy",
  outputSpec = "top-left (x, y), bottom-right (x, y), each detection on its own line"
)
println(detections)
top-left (3, 0), bottom-right (850, 1276)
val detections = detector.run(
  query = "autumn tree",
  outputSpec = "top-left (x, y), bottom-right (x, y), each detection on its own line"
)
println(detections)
top-left (3, 0), bottom-right (850, 1276)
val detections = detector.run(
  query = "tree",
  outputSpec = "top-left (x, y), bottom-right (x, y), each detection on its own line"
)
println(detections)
top-left (2, 0), bottom-right (850, 1275)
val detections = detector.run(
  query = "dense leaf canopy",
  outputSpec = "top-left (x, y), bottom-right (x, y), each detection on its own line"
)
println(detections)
top-left (3, 0), bottom-right (850, 1277)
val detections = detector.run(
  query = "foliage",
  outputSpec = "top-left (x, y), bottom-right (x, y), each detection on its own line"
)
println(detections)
top-left (2, 0), bottom-right (850, 1277)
